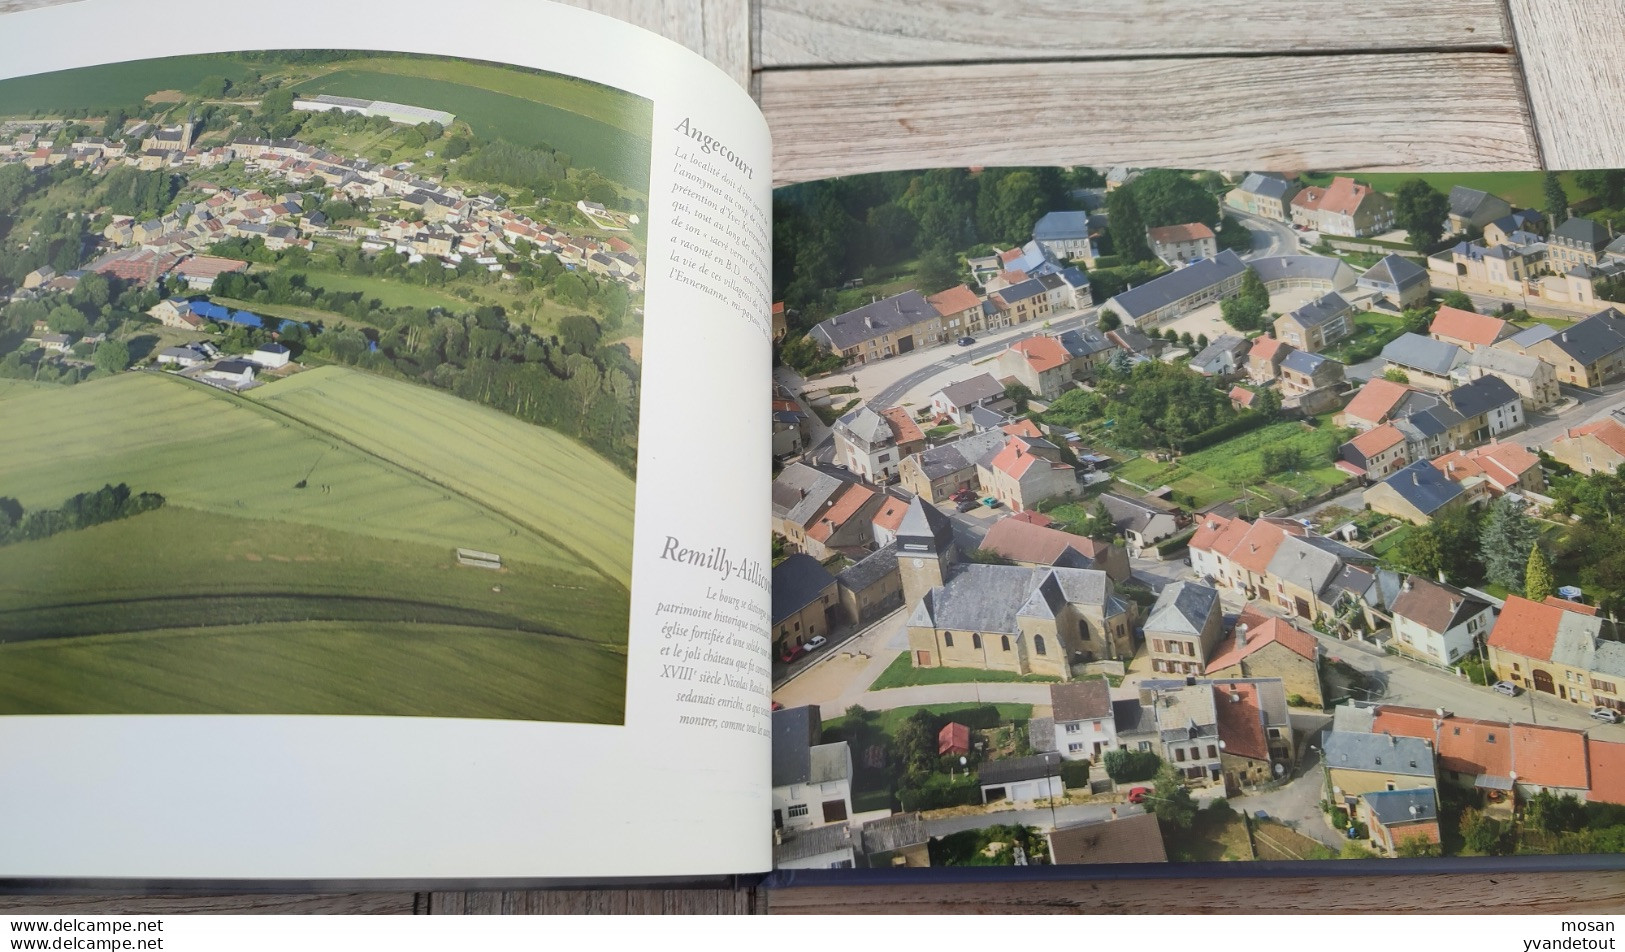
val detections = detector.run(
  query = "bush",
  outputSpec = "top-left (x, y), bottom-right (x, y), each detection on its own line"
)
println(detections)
top-left (896, 773), bottom-right (982, 812)
top-left (1174, 411), bottom-right (1273, 452)
top-left (1103, 748), bottom-right (1161, 783)
top-left (1060, 760), bottom-right (1092, 789)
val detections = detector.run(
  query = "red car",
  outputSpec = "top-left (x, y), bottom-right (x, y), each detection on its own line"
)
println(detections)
top-left (1127, 786), bottom-right (1151, 804)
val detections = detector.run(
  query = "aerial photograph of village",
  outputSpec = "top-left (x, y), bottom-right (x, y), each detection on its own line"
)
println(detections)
top-left (768, 165), bottom-right (1625, 869)
top-left (0, 50), bottom-right (649, 723)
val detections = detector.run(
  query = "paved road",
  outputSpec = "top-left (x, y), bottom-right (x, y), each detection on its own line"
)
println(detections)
top-left (1224, 207), bottom-right (1303, 260)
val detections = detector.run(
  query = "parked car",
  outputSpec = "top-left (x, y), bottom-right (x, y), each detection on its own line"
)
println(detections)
top-left (951, 488), bottom-right (978, 503)
top-left (1493, 681), bottom-right (1520, 697)
top-left (981, 496), bottom-right (1001, 508)
top-left (956, 498), bottom-right (979, 512)
top-left (1127, 786), bottom-right (1151, 804)
top-left (804, 635), bottom-right (828, 651)
top-left (1592, 707), bottom-right (1621, 724)
top-left (957, 336), bottom-right (976, 346)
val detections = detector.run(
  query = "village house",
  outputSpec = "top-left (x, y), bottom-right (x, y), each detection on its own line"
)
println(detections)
top-left (929, 373), bottom-right (1007, 425)
top-left (1264, 533), bottom-right (1378, 623)
top-left (979, 753), bottom-right (1065, 806)
top-left (834, 543), bottom-right (903, 627)
top-left (831, 405), bottom-right (924, 483)
top-left (1357, 788), bottom-right (1442, 857)
top-left (1147, 222), bottom-right (1216, 265)
top-left (1486, 595), bottom-right (1625, 712)
top-left (1429, 305), bottom-right (1514, 353)
top-left (1097, 492), bottom-right (1187, 557)
top-left (978, 514), bottom-right (1131, 583)
top-left (1277, 350), bottom-right (1345, 408)
top-left (926, 283), bottom-right (984, 337)
top-left (1381, 333), bottom-right (1466, 391)
top-left (1289, 176), bottom-right (1395, 237)
top-left (772, 706), bottom-right (853, 838)
top-left (1189, 333), bottom-right (1250, 377)
top-left (1322, 729), bottom-right (1438, 806)
top-left (1517, 308), bottom-right (1625, 388)
top-left (809, 290), bottom-right (943, 364)
top-left (1388, 576), bottom-right (1496, 668)
top-left (1356, 253), bottom-right (1432, 310)
top-left (1212, 679), bottom-right (1293, 792)
top-left (1364, 459), bottom-right (1469, 524)
top-left (1046, 812), bottom-right (1167, 866)
top-left (1336, 377), bottom-right (1412, 431)
top-left (1049, 679), bottom-right (1117, 761)
top-left (1205, 611), bottom-right (1323, 707)
top-left (1446, 186), bottom-right (1513, 234)
top-left (1032, 210), bottom-right (1099, 263)
top-left (1464, 345), bottom-right (1560, 410)
top-left (1273, 291), bottom-right (1354, 352)
top-left (771, 554), bottom-right (840, 659)
top-left (1225, 172), bottom-right (1301, 222)
top-left (1246, 335), bottom-right (1296, 384)
top-left (976, 435), bottom-right (1077, 513)
top-left (1431, 440), bottom-right (1545, 499)
top-left (1102, 250), bottom-right (1248, 330)
top-left (1188, 514), bottom-right (1303, 601)
top-left (1143, 581), bottom-right (1223, 676)
top-left (1548, 418), bottom-right (1625, 476)
top-left (1547, 216), bottom-right (1612, 272)
top-left (897, 429), bottom-right (1008, 503)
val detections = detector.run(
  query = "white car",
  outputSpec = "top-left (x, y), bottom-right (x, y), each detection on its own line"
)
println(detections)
top-left (1592, 707), bottom-right (1621, 724)
top-left (804, 635), bottom-right (828, 651)
top-left (1493, 681), bottom-right (1519, 697)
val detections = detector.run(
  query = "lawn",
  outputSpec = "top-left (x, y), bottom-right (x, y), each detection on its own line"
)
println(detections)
top-left (269, 268), bottom-right (473, 313)
top-left (1324, 310), bottom-right (1411, 363)
top-left (1369, 524), bottom-right (1415, 560)
top-left (293, 67), bottom-right (651, 188)
top-left (823, 702), bottom-right (1034, 740)
top-left (1300, 171), bottom-right (1596, 210)
top-left (868, 652), bottom-right (1061, 690)
top-left (1169, 806), bottom-right (1256, 862)
top-left (1114, 420), bottom-right (1353, 509)
top-left (1251, 819), bottom-right (1336, 861)
top-left (0, 378), bottom-right (59, 402)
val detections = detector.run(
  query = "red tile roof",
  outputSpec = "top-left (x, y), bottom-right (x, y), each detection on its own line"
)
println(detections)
top-left (1213, 683), bottom-right (1270, 761)
top-left (1588, 740), bottom-right (1625, 805)
top-left (1429, 306), bottom-right (1509, 347)
top-left (1432, 442), bottom-right (1539, 492)
top-left (999, 247), bottom-right (1023, 264)
top-left (1000, 419), bottom-right (1043, 439)
top-left (1292, 176), bottom-right (1378, 217)
top-left (1205, 615), bottom-right (1318, 672)
top-left (1010, 336), bottom-right (1071, 373)
top-left (1230, 519), bottom-right (1293, 576)
top-left (881, 406), bottom-right (925, 445)
top-left (872, 495), bottom-right (909, 533)
top-left (806, 483), bottom-right (876, 543)
top-left (1341, 378), bottom-right (1412, 426)
top-left (981, 515), bottom-right (1109, 566)
top-left (1011, 511), bottom-right (1053, 527)
top-left (939, 722), bottom-right (971, 756)
top-left (1249, 336), bottom-right (1292, 361)
top-left (1374, 707), bottom-right (1591, 791)
top-left (1229, 385), bottom-right (1258, 407)
top-left (1348, 422), bottom-right (1404, 457)
top-left (1486, 594), bottom-right (1565, 663)
top-left (926, 284), bottom-right (981, 317)
top-left (1543, 596), bottom-right (1598, 616)
top-left (1189, 513), bottom-right (1237, 556)
top-left (1148, 222), bottom-right (1215, 244)
top-left (1563, 418), bottom-right (1625, 459)
top-left (997, 269), bottom-right (1030, 285)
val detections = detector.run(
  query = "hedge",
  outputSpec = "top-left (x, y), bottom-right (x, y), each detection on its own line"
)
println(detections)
top-left (897, 775), bottom-right (982, 812)
top-left (1060, 760), bottom-right (1092, 789)
top-left (1154, 526), bottom-right (1198, 556)
top-left (1174, 411), bottom-right (1273, 452)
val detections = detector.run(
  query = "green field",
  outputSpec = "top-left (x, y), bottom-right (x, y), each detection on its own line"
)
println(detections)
top-left (269, 268), bottom-right (473, 312)
top-left (868, 653), bottom-right (1060, 690)
top-left (294, 68), bottom-right (651, 187)
top-left (823, 703), bottom-right (1034, 739)
top-left (0, 366), bottom-right (634, 720)
top-left (0, 55), bottom-right (256, 115)
top-left (0, 378), bottom-right (60, 402)
top-left (1302, 171), bottom-right (1596, 209)
top-left (1113, 420), bottom-right (1352, 509)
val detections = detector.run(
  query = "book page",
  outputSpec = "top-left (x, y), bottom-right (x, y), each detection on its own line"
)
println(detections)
top-left (0, 0), bottom-right (771, 881)
top-left (767, 163), bottom-right (1625, 875)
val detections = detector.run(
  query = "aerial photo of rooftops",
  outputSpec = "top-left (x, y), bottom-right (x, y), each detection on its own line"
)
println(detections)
top-left (768, 165), bottom-right (1625, 868)
top-left (0, 50), bottom-right (652, 723)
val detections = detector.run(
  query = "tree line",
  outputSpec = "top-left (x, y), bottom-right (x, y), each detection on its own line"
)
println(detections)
top-left (0, 483), bottom-right (165, 547)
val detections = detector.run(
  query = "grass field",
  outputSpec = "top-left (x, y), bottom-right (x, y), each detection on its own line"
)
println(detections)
top-left (823, 703), bottom-right (1034, 739)
top-left (271, 268), bottom-right (473, 312)
top-left (1301, 171), bottom-right (1596, 210)
top-left (294, 68), bottom-right (651, 188)
top-left (868, 653), bottom-right (1060, 690)
top-left (0, 55), bottom-right (256, 116)
top-left (0, 378), bottom-right (59, 402)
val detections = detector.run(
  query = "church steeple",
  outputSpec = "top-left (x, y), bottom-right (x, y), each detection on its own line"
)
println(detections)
top-left (896, 495), bottom-right (957, 609)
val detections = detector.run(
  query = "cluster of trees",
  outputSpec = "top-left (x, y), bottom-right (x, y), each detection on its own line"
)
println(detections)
top-left (1393, 179), bottom-right (1451, 249)
top-left (0, 483), bottom-right (164, 547)
top-left (1105, 169), bottom-right (1228, 264)
top-left (1219, 268), bottom-right (1271, 332)
top-left (0, 273), bottom-right (154, 382)
top-left (101, 167), bottom-right (180, 218)
top-left (1042, 360), bottom-right (1248, 451)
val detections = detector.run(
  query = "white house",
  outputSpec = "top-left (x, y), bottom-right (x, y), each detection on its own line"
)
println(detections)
top-left (202, 359), bottom-right (256, 387)
top-left (929, 373), bottom-right (1007, 425)
top-left (772, 706), bottom-right (854, 834)
top-left (1050, 679), bottom-right (1117, 762)
top-left (1388, 576), bottom-right (1496, 668)
top-left (251, 342), bottom-right (292, 369)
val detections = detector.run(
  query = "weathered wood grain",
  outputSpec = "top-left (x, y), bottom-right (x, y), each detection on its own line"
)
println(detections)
top-left (566, 0), bottom-right (753, 90)
top-left (758, 0), bottom-right (1510, 68)
top-left (767, 871), bottom-right (1625, 914)
top-left (763, 53), bottom-right (1539, 185)
top-left (1506, 0), bottom-right (1625, 169)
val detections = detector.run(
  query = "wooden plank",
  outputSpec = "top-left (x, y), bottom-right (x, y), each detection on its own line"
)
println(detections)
top-left (429, 887), bottom-right (758, 915)
top-left (1506, 0), bottom-right (1625, 169)
top-left (766, 870), bottom-right (1625, 914)
top-left (763, 53), bottom-right (1539, 186)
top-left (0, 894), bottom-right (419, 914)
top-left (759, 0), bottom-right (1510, 68)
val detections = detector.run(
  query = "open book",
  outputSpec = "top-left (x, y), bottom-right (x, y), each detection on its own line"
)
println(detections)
top-left (2, 0), bottom-right (1623, 887)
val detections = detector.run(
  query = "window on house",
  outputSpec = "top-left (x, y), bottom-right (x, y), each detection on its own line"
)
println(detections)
top-left (1175, 749), bottom-right (1186, 762)
top-left (787, 804), bottom-right (809, 819)
top-left (1487, 734), bottom-right (1496, 744)
top-left (1207, 745), bottom-right (1217, 759)
top-left (1068, 743), bottom-right (1084, 753)
top-left (1066, 723), bottom-right (1080, 733)
top-left (1035, 635), bottom-right (1046, 656)
top-left (1001, 635), bottom-right (1011, 652)
top-left (972, 634), bottom-right (982, 650)
top-left (944, 632), bottom-right (954, 648)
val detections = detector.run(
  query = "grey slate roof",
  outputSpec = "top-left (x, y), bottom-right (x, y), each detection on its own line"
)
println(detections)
top-left (772, 705), bottom-right (820, 786)
top-left (1058, 327), bottom-right (1116, 357)
top-left (1145, 581), bottom-right (1220, 636)
top-left (1379, 460), bottom-right (1465, 516)
top-left (1505, 323), bottom-right (1558, 349)
top-left (1248, 254), bottom-right (1351, 286)
top-left (774, 822), bottom-right (855, 864)
top-left (837, 542), bottom-right (898, 594)
top-left (1236, 172), bottom-right (1294, 201)
top-left (1280, 349), bottom-right (1335, 377)
top-left (1287, 291), bottom-right (1352, 328)
top-left (1448, 186), bottom-right (1507, 221)
top-left (860, 813), bottom-right (927, 856)
top-left (910, 430), bottom-right (1005, 479)
top-left (909, 564), bottom-right (1121, 635)
top-left (1331, 700), bottom-right (1380, 735)
top-left (968, 405), bottom-right (1011, 432)
top-left (1266, 534), bottom-right (1352, 594)
top-left (835, 405), bottom-right (894, 447)
top-left (1467, 346), bottom-right (1543, 378)
top-left (772, 554), bottom-right (837, 625)
top-left (1113, 698), bottom-right (1153, 736)
top-left (980, 752), bottom-right (1062, 787)
top-left (1051, 679), bottom-right (1113, 722)
top-left (1059, 266), bottom-right (1091, 289)
top-left (1553, 216), bottom-right (1610, 251)
top-left (996, 277), bottom-right (1047, 305)
top-left (897, 495), bottom-right (956, 552)
top-left (811, 290), bottom-right (936, 351)
top-left (938, 373), bottom-right (1005, 407)
top-left (1382, 333), bottom-right (1464, 377)
top-left (1190, 333), bottom-right (1248, 373)
top-left (1447, 374), bottom-right (1519, 419)
top-left (772, 462), bottom-right (854, 523)
top-left (1108, 250), bottom-right (1247, 319)
top-left (1034, 210), bottom-right (1092, 241)
top-left (1323, 730), bottom-right (1435, 778)
top-left (1541, 309), bottom-right (1625, 366)
top-left (1362, 787), bottom-right (1438, 828)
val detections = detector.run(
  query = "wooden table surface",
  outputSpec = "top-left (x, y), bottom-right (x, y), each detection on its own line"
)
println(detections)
top-left (3, 0), bottom-right (1625, 915)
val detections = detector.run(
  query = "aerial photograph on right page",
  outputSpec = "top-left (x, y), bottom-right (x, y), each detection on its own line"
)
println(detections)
top-left (766, 166), bottom-right (1625, 870)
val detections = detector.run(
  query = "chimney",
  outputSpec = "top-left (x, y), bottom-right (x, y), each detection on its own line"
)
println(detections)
top-left (1387, 732), bottom-right (1396, 747)
top-left (1185, 675), bottom-right (1197, 687)
top-left (1403, 577), bottom-right (1413, 592)
top-left (1235, 624), bottom-right (1248, 647)
top-left (1412, 471), bottom-right (1420, 486)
